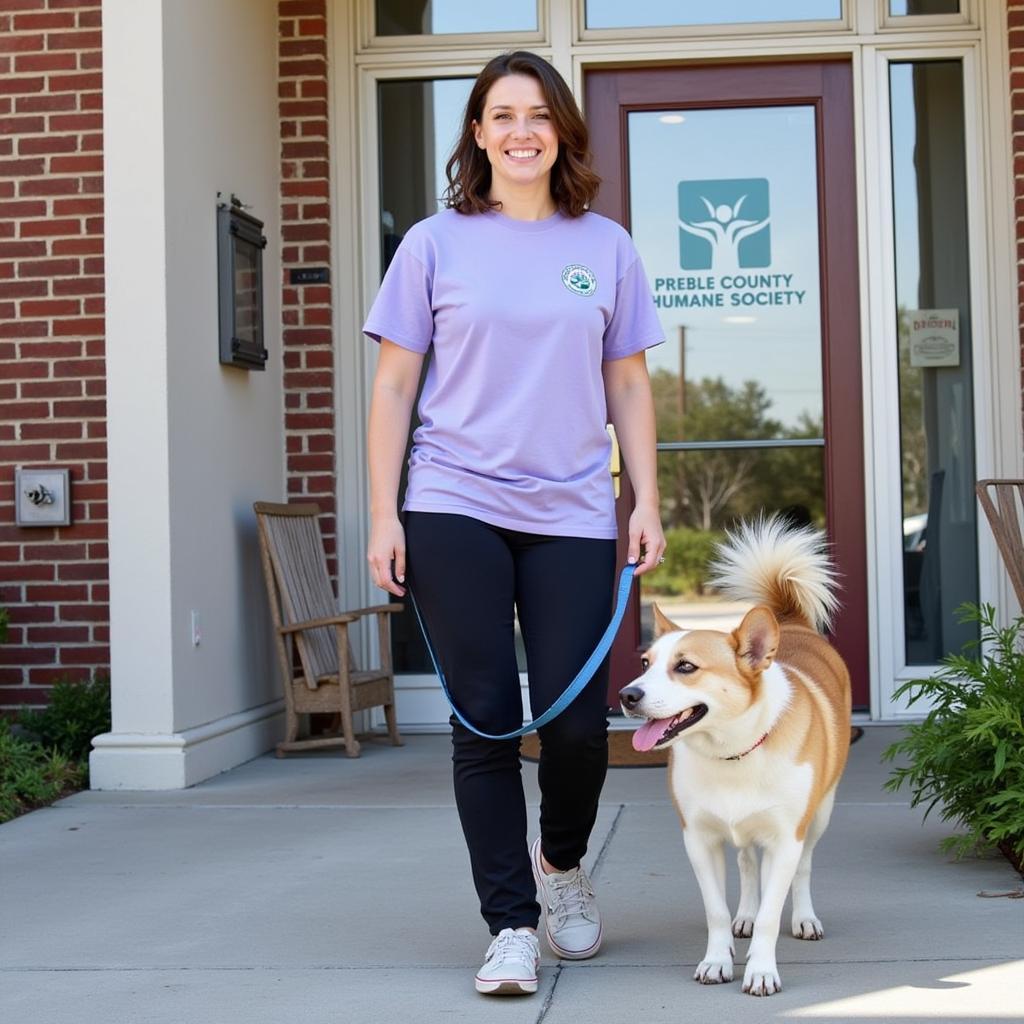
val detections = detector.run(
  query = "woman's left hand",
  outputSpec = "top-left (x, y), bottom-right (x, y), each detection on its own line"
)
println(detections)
top-left (627, 504), bottom-right (666, 577)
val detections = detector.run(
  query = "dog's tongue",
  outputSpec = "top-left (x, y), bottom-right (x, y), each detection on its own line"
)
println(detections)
top-left (632, 717), bottom-right (676, 753)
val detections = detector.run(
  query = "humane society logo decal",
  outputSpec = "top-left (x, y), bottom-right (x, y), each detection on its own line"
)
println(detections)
top-left (562, 264), bottom-right (597, 297)
top-left (678, 178), bottom-right (770, 271)
top-left (653, 177), bottom-right (807, 311)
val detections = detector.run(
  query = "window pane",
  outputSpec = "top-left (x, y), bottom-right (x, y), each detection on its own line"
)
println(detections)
top-left (376, 78), bottom-right (530, 675)
top-left (376, 0), bottom-right (537, 36)
top-left (889, 1), bottom-right (959, 15)
top-left (629, 104), bottom-right (828, 651)
top-left (889, 61), bottom-right (978, 665)
top-left (629, 106), bottom-right (824, 442)
top-left (587, 0), bottom-right (841, 30)
top-left (641, 448), bottom-right (825, 647)
top-left (378, 78), bottom-right (472, 272)
top-left (232, 240), bottom-right (260, 346)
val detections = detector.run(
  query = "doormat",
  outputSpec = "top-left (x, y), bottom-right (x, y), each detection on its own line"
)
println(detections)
top-left (521, 725), bottom-right (864, 769)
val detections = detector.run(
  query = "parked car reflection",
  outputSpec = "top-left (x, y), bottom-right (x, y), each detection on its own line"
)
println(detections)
top-left (903, 512), bottom-right (927, 552)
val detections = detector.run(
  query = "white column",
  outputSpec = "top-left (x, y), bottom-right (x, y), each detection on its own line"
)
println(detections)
top-left (93, 0), bottom-right (285, 788)
top-left (91, 0), bottom-right (178, 788)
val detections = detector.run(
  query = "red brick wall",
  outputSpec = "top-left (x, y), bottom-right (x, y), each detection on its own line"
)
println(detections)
top-left (0, 1), bottom-right (337, 715)
top-left (278, 0), bottom-right (337, 579)
top-left (1012, 1), bottom-right (1024, 440)
top-left (0, 0), bottom-right (106, 709)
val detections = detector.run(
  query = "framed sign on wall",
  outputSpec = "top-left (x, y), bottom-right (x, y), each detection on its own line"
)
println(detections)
top-left (217, 196), bottom-right (268, 370)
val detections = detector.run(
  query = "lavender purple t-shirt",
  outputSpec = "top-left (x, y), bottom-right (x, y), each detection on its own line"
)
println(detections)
top-left (363, 207), bottom-right (663, 539)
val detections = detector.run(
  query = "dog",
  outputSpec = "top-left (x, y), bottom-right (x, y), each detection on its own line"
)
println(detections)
top-left (619, 516), bottom-right (851, 997)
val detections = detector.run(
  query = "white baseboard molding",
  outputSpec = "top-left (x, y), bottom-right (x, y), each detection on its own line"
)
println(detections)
top-left (89, 699), bottom-right (285, 790)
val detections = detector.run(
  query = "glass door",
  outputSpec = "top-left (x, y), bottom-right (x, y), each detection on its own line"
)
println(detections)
top-left (630, 103), bottom-right (824, 639)
top-left (586, 62), bottom-right (869, 707)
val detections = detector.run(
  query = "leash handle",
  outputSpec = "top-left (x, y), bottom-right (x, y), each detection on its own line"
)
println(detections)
top-left (408, 563), bottom-right (637, 740)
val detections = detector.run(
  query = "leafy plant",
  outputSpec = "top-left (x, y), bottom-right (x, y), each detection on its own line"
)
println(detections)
top-left (0, 719), bottom-right (85, 824)
top-left (18, 674), bottom-right (111, 765)
top-left (0, 606), bottom-right (8, 644)
top-left (883, 604), bottom-right (1024, 871)
top-left (645, 527), bottom-right (725, 597)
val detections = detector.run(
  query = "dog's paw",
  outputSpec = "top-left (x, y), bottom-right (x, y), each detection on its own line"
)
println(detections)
top-left (732, 915), bottom-right (754, 939)
top-left (742, 961), bottom-right (782, 997)
top-left (792, 915), bottom-right (824, 940)
top-left (694, 956), bottom-right (734, 984)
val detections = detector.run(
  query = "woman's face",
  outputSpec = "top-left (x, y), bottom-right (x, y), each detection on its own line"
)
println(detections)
top-left (472, 73), bottom-right (559, 194)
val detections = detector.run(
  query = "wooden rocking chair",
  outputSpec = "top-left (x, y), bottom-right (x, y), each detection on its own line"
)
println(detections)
top-left (254, 501), bottom-right (403, 757)
top-left (975, 480), bottom-right (1024, 609)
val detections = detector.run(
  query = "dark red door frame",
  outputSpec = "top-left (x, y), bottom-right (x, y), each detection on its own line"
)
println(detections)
top-left (588, 62), bottom-right (869, 709)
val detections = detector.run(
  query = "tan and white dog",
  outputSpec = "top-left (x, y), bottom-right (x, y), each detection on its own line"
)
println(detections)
top-left (619, 517), bottom-right (851, 997)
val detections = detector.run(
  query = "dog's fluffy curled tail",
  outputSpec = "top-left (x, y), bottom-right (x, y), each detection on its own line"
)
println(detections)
top-left (708, 516), bottom-right (840, 633)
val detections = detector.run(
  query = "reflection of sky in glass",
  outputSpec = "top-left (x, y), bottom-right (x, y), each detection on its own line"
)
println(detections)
top-left (587, 0), bottom-right (840, 29)
top-left (889, 1), bottom-right (959, 13)
top-left (430, 79), bottom-right (474, 210)
top-left (429, 0), bottom-right (536, 33)
top-left (628, 107), bottom-right (823, 431)
top-left (889, 66), bottom-right (922, 309)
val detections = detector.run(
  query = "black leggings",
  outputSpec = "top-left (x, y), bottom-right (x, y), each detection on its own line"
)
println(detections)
top-left (404, 511), bottom-right (617, 934)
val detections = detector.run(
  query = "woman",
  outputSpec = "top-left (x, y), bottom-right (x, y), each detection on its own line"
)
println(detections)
top-left (364, 50), bottom-right (664, 996)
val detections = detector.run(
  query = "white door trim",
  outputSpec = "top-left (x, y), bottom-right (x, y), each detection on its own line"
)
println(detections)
top-left (334, 0), bottom-right (1021, 729)
top-left (864, 37), bottom-right (1022, 719)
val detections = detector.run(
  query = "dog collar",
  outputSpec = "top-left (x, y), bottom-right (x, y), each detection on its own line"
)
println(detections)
top-left (722, 731), bottom-right (770, 761)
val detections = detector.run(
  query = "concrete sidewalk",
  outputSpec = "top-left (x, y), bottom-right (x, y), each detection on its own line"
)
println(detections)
top-left (1, 727), bottom-right (1021, 1023)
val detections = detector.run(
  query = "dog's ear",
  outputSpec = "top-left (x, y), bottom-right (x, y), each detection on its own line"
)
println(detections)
top-left (732, 606), bottom-right (780, 676)
top-left (653, 603), bottom-right (681, 638)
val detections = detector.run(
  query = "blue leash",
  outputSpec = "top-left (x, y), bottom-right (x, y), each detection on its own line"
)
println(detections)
top-left (408, 563), bottom-right (637, 740)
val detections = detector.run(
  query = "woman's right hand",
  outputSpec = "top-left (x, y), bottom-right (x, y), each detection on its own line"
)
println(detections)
top-left (367, 515), bottom-right (407, 597)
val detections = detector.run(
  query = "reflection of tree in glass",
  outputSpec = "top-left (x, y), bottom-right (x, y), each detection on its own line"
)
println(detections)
top-left (754, 413), bottom-right (826, 526)
top-left (648, 369), bottom-right (825, 597)
top-left (679, 194), bottom-right (770, 272)
top-left (652, 370), bottom-right (782, 529)
top-left (897, 305), bottom-right (927, 517)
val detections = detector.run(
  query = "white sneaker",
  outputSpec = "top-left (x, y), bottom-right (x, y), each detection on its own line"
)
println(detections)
top-left (530, 836), bottom-right (602, 960)
top-left (474, 928), bottom-right (540, 996)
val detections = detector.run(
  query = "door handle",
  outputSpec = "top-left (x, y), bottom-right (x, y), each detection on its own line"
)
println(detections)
top-left (607, 424), bottom-right (621, 499)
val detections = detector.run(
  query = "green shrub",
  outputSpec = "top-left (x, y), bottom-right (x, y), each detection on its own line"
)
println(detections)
top-left (18, 674), bottom-right (111, 765)
top-left (0, 719), bottom-right (85, 825)
top-left (646, 527), bottom-right (725, 596)
top-left (883, 604), bottom-right (1024, 868)
top-left (0, 606), bottom-right (8, 644)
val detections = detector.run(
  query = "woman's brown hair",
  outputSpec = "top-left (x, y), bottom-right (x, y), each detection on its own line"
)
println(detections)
top-left (444, 51), bottom-right (600, 218)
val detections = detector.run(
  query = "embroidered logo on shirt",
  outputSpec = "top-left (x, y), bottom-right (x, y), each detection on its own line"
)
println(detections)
top-left (561, 264), bottom-right (597, 297)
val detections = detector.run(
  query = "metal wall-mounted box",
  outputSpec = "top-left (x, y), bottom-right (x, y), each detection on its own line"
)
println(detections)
top-left (217, 197), bottom-right (268, 370)
top-left (15, 467), bottom-right (71, 527)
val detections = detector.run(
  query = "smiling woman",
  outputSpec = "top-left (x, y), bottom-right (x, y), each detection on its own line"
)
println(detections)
top-left (470, 76), bottom-right (559, 199)
top-left (363, 49), bottom-right (664, 996)
top-left (444, 52), bottom-right (600, 218)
